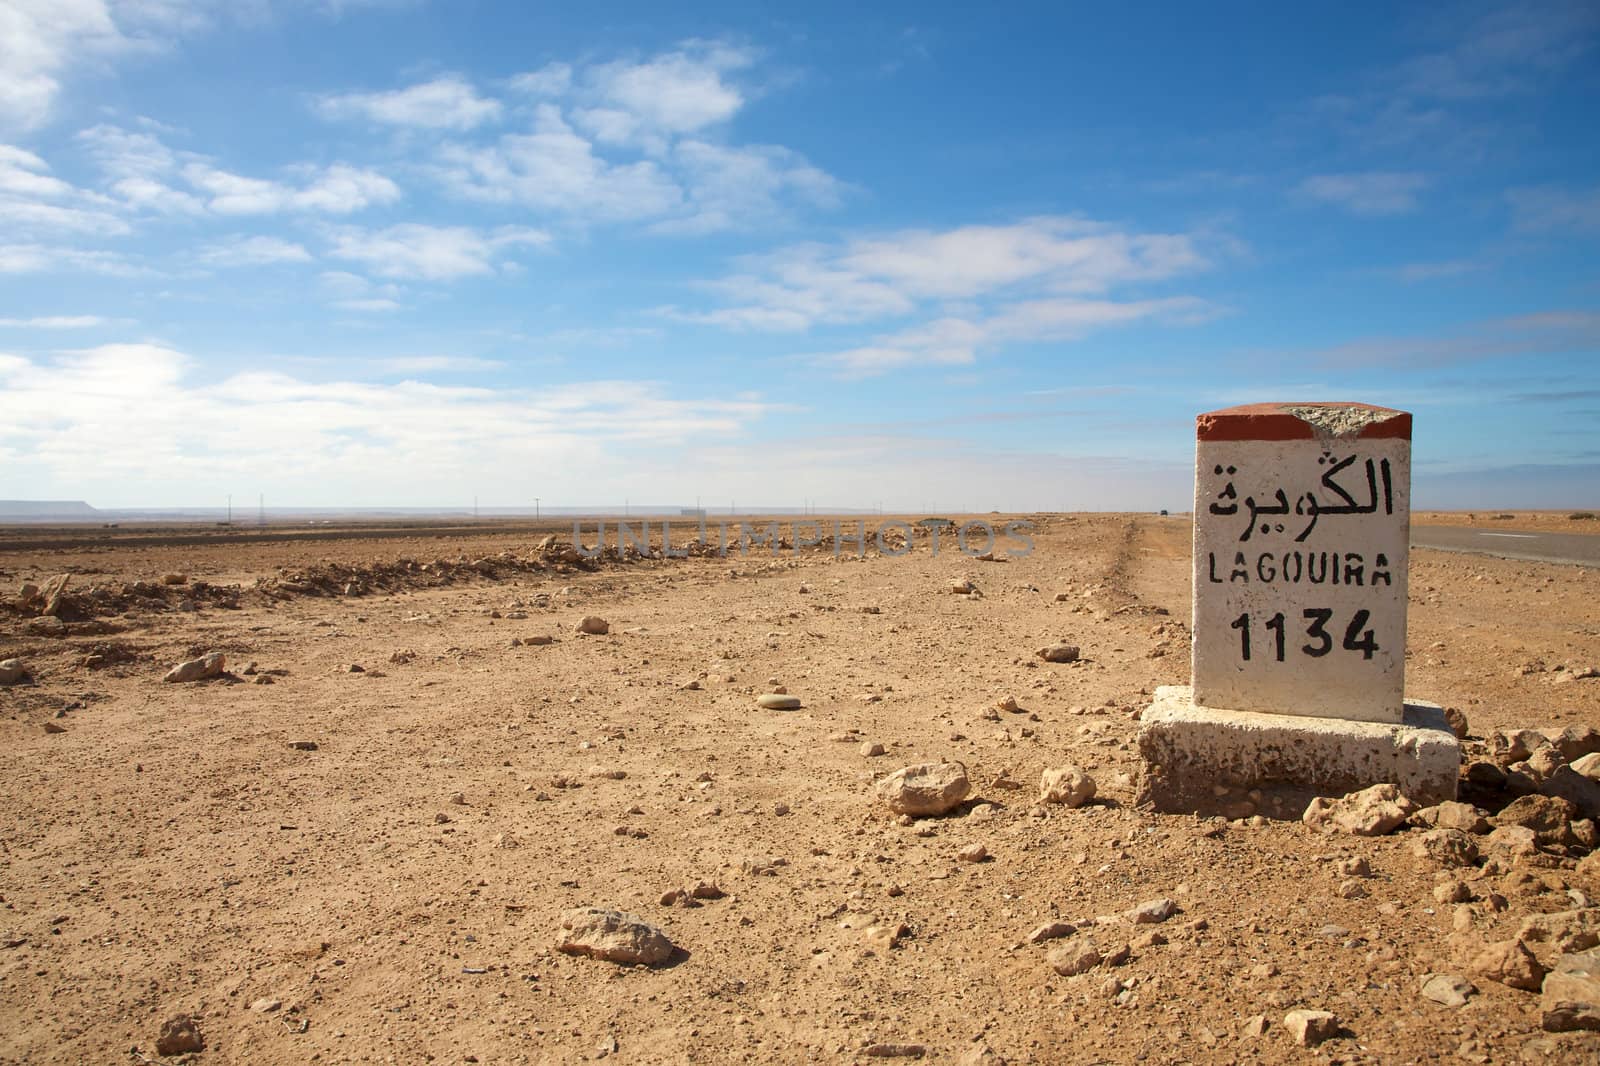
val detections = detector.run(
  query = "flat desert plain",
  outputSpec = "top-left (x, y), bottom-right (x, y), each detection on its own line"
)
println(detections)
top-left (2, 513), bottom-right (1598, 1064)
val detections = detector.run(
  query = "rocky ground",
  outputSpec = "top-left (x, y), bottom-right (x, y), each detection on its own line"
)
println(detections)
top-left (1, 513), bottom-right (1598, 1065)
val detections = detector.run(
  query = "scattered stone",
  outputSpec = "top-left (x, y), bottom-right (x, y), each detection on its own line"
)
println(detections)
top-left (1240, 1015), bottom-right (1269, 1039)
top-left (1421, 973), bottom-right (1476, 1008)
top-left (1026, 921), bottom-right (1075, 944)
top-left (1039, 766), bottom-right (1096, 808)
top-left (155, 1014), bottom-right (204, 1056)
top-left (1337, 856), bottom-right (1372, 878)
top-left (864, 922), bottom-right (910, 951)
top-left (1127, 898), bottom-right (1179, 925)
top-left (161, 573), bottom-right (188, 585)
top-left (1573, 753), bottom-right (1600, 782)
top-left (877, 762), bottom-right (970, 817)
top-left (995, 695), bottom-right (1020, 713)
top-left (556, 908), bottom-right (674, 966)
top-left (1542, 949), bottom-right (1600, 1032)
top-left (956, 843), bottom-right (987, 863)
top-left (689, 881), bottom-right (724, 900)
top-left (1412, 801), bottom-right (1491, 834)
top-left (575, 616), bottom-right (609, 635)
top-left (1047, 938), bottom-right (1102, 976)
top-left (1283, 1009), bottom-right (1338, 1047)
top-left (950, 579), bottom-right (976, 595)
top-left (757, 693), bottom-right (801, 710)
top-left (250, 997), bottom-right (281, 1013)
top-left (0, 659), bottom-right (25, 685)
top-left (525, 635), bottom-right (554, 646)
top-left (1444, 706), bottom-right (1470, 740)
top-left (287, 740), bottom-right (318, 752)
top-left (1435, 881), bottom-right (1473, 904)
top-left (860, 741), bottom-right (886, 757)
top-left (863, 1043), bottom-right (926, 1059)
top-left (1411, 828), bottom-right (1481, 867)
top-left (1542, 767), bottom-right (1600, 820)
top-left (1036, 644), bottom-right (1080, 663)
top-left (1471, 938), bottom-right (1548, 991)
top-left (42, 721), bottom-right (66, 735)
top-left (163, 651), bottom-right (225, 683)
top-left (1497, 794), bottom-right (1580, 845)
top-left (1302, 783), bottom-right (1416, 836)
top-left (1517, 909), bottom-right (1600, 954)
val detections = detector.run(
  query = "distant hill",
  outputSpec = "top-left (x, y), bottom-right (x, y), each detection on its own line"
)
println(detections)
top-left (0, 500), bottom-right (99, 517)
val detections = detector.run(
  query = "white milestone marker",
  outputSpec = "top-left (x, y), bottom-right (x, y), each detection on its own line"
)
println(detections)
top-left (1191, 402), bottom-right (1412, 724)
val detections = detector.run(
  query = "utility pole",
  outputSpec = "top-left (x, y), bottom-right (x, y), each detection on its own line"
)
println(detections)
top-left (258, 494), bottom-right (265, 527)
top-left (474, 496), bottom-right (479, 520)
top-left (226, 494), bottom-right (231, 524)
top-left (534, 497), bottom-right (540, 519)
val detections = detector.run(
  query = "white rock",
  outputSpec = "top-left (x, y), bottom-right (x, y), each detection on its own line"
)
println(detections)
top-left (1039, 766), bottom-right (1096, 808)
top-left (1283, 1009), bottom-right (1338, 1046)
top-left (163, 651), bottom-right (225, 683)
top-left (876, 762), bottom-right (971, 817)
top-left (556, 907), bottom-right (674, 966)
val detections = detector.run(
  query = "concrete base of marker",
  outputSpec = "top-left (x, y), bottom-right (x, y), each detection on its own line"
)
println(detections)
top-left (1137, 685), bottom-right (1460, 813)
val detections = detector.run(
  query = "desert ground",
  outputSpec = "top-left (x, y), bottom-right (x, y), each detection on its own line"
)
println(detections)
top-left (2, 512), bottom-right (1598, 1065)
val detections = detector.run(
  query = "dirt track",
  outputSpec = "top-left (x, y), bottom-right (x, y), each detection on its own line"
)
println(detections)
top-left (1, 514), bottom-right (1598, 1064)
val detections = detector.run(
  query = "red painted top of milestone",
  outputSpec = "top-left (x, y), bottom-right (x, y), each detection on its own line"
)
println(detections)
top-left (1196, 402), bottom-right (1412, 443)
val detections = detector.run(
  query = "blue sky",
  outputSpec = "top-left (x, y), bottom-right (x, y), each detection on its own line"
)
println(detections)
top-left (1, 0), bottom-right (1597, 511)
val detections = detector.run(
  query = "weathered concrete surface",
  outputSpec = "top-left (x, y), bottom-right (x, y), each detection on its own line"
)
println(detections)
top-left (1192, 402), bottom-right (1411, 723)
top-left (1137, 684), bottom-right (1459, 812)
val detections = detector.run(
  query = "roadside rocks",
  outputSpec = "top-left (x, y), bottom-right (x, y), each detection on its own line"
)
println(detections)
top-left (1036, 644), bottom-right (1081, 663)
top-left (1126, 898), bottom-right (1179, 925)
top-left (1303, 783), bottom-right (1417, 836)
top-left (155, 1014), bottom-right (204, 1056)
top-left (1471, 938), bottom-right (1548, 991)
top-left (877, 762), bottom-right (971, 817)
top-left (1420, 973), bottom-right (1476, 1008)
top-left (556, 908), bottom-right (674, 966)
top-left (1411, 828), bottom-right (1481, 867)
top-left (575, 616), bottom-right (610, 635)
top-left (163, 651), bottom-right (225, 683)
top-left (0, 659), bottom-right (26, 685)
top-left (757, 693), bottom-right (802, 710)
top-left (1283, 1009), bottom-right (1339, 1047)
top-left (1542, 949), bottom-right (1600, 1032)
top-left (1047, 938), bottom-right (1103, 976)
top-left (1039, 766), bottom-right (1096, 808)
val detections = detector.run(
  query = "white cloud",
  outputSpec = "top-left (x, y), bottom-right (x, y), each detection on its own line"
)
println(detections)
top-left (326, 223), bottom-right (549, 280)
top-left (1, 0), bottom-right (418, 132)
top-left (651, 140), bottom-right (844, 234)
top-left (0, 144), bottom-right (77, 198)
top-left (315, 75), bottom-right (503, 130)
top-left (507, 62), bottom-right (572, 97)
top-left (0, 342), bottom-right (775, 501)
top-left (79, 124), bottom-right (399, 216)
top-left (0, 242), bottom-right (138, 274)
top-left (318, 268), bottom-right (402, 311)
top-left (674, 217), bottom-right (1213, 334)
top-left (1508, 184), bottom-right (1600, 232)
top-left (1297, 172), bottom-right (1428, 216)
top-left (183, 160), bottom-right (400, 214)
top-left (378, 355), bottom-right (504, 373)
top-left (816, 296), bottom-right (1214, 376)
top-left (0, 0), bottom-right (132, 131)
top-left (433, 103), bottom-right (683, 221)
top-left (0, 314), bottom-right (107, 327)
top-left (668, 216), bottom-right (1220, 375)
top-left (199, 234), bottom-right (313, 265)
top-left (585, 42), bottom-right (754, 135)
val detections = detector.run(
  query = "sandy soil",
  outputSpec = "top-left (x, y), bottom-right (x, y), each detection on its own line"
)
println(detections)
top-left (1, 514), bottom-right (1597, 1064)
top-left (1414, 511), bottom-right (1600, 535)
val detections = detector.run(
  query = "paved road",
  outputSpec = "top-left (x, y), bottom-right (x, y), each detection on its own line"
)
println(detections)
top-left (1412, 525), bottom-right (1600, 567)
